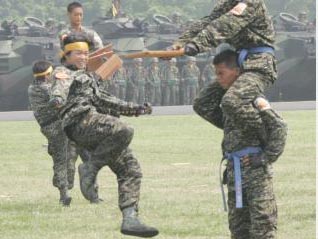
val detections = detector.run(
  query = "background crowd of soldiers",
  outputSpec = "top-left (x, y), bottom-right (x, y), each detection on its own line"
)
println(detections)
top-left (102, 55), bottom-right (216, 106)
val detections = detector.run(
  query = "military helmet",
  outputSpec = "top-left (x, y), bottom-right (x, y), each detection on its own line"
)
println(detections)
top-left (134, 58), bottom-right (143, 62)
top-left (172, 12), bottom-right (181, 17)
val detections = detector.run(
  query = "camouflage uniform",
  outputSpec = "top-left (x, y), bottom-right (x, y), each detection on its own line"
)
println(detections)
top-left (146, 61), bottom-right (162, 106)
top-left (28, 75), bottom-right (75, 196)
top-left (50, 65), bottom-right (85, 190)
top-left (114, 67), bottom-right (128, 100)
top-left (160, 59), bottom-right (179, 106)
top-left (127, 60), bottom-right (145, 104)
top-left (193, 82), bottom-right (287, 239)
top-left (201, 62), bottom-right (216, 89)
top-left (181, 58), bottom-right (200, 105)
top-left (57, 70), bottom-right (146, 210)
top-left (59, 25), bottom-right (103, 51)
top-left (177, 0), bottom-right (277, 134)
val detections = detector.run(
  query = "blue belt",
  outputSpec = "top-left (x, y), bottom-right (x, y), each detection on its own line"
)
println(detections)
top-left (237, 46), bottom-right (275, 68)
top-left (225, 146), bottom-right (262, 209)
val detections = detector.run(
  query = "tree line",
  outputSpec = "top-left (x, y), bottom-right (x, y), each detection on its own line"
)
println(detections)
top-left (0, 0), bottom-right (315, 26)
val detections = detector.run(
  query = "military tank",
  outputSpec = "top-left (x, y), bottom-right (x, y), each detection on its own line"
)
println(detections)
top-left (265, 12), bottom-right (316, 101)
top-left (0, 17), bottom-right (60, 111)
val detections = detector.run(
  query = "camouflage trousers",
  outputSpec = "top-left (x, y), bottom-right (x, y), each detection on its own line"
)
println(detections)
top-left (221, 53), bottom-right (277, 134)
top-left (193, 82), bottom-right (226, 127)
top-left (185, 84), bottom-right (198, 105)
top-left (41, 121), bottom-right (79, 190)
top-left (65, 111), bottom-right (142, 210)
top-left (227, 163), bottom-right (277, 239)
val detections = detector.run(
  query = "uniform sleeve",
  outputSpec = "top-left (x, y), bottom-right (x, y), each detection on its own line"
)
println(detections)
top-left (190, 0), bottom-right (261, 51)
top-left (193, 82), bottom-right (226, 129)
top-left (50, 70), bottom-right (72, 104)
top-left (85, 75), bottom-right (140, 117)
top-left (176, 0), bottom-right (236, 46)
top-left (260, 109), bottom-right (288, 163)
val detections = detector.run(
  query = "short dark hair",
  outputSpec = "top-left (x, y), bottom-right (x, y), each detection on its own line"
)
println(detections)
top-left (61, 33), bottom-right (91, 63)
top-left (213, 50), bottom-right (238, 69)
top-left (67, 1), bottom-right (82, 13)
top-left (32, 60), bottom-right (52, 79)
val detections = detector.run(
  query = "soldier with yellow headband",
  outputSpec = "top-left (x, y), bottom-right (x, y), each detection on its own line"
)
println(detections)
top-left (51, 32), bottom-right (159, 238)
top-left (28, 60), bottom-right (75, 206)
top-left (50, 33), bottom-right (103, 204)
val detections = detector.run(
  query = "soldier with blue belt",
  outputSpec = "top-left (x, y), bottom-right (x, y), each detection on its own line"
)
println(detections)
top-left (193, 50), bottom-right (287, 239)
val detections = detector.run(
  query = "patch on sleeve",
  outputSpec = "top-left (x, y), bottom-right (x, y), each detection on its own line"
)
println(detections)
top-left (229, 2), bottom-right (247, 15)
top-left (54, 72), bottom-right (69, 80)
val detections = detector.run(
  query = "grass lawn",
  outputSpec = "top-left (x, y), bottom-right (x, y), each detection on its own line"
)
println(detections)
top-left (0, 111), bottom-right (315, 239)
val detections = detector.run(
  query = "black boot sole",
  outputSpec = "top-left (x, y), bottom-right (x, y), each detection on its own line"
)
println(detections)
top-left (121, 229), bottom-right (159, 238)
top-left (60, 197), bottom-right (72, 207)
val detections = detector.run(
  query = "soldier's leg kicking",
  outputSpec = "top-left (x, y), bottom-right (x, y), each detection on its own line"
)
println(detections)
top-left (66, 113), bottom-right (134, 203)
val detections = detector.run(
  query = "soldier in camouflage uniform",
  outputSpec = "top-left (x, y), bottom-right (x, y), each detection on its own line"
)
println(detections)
top-left (52, 34), bottom-right (159, 238)
top-left (50, 33), bottom-right (102, 204)
top-left (193, 50), bottom-right (287, 239)
top-left (161, 58), bottom-right (179, 106)
top-left (113, 66), bottom-right (128, 100)
top-left (181, 56), bottom-right (200, 105)
top-left (173, 0), bottom-right (277, 138)
top-left (59, 1), bottom-right (103, 51)
top-left (200, 56), bottom-right (216, 89)
top-left (28, 61), bottom-right (72, 206)
top-left (127, 58), bottom-right (145, 104)
top-left (146, 58), bottom-right (161, 106)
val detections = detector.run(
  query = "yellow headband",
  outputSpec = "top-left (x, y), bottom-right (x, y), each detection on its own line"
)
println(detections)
top-left (33, 66), bottom-right (53, 77)
top-left (64, 42), bottom-right (89, 54)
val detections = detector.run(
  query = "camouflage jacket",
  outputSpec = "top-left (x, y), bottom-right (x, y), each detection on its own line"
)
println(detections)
top-left (181, 64), bottom-right (200, 84)
top-left (161, 65), bottom-right (179, 86)
top-left (177, 0), bottom-right (275, 51)
top-left (50, 65), bottom-right (83, 106)
top-left (204, 82), bottom-right (287, 163)
top-left (59, 72), bottom-right (144, 128)
top-left (128, 66), bottom-right (146, 87)
top-left (147, 66), bottom-right (161, 87)
top-left (28, 79), bottom-right (59, 127)
top-left (59, 25), bottom-right (103, 51)
top-left (201, 64), bottom-right (216, 87)
top-left (113, 68), bottom-right (128, 86)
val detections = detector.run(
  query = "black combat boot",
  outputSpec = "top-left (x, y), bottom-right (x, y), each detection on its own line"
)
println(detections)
top-left (59, 187), bottom-right (72, 206)
top-left (78, 162), bottom-right (100, 203)
top-left (121, 206), bottom-right (159, 238)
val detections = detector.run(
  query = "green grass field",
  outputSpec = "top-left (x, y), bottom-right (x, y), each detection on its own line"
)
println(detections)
top-left (0, 111), bottom-right (315, 239)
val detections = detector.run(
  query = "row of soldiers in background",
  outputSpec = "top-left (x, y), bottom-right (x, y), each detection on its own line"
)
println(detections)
top-left (102, 56), bottom-right (216, 106)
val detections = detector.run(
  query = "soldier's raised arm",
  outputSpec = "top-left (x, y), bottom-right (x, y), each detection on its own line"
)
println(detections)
top-left (176, 0), bottom-right (236, 46)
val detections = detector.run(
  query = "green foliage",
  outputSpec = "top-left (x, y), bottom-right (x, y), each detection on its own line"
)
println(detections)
top-left (0, 0), bottom-right (315, 25)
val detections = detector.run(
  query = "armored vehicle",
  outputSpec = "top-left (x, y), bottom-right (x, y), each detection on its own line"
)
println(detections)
top-left (0, 17), bottom-right (60, 111)
top-left (266, 12), bottom-right (316, 101)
